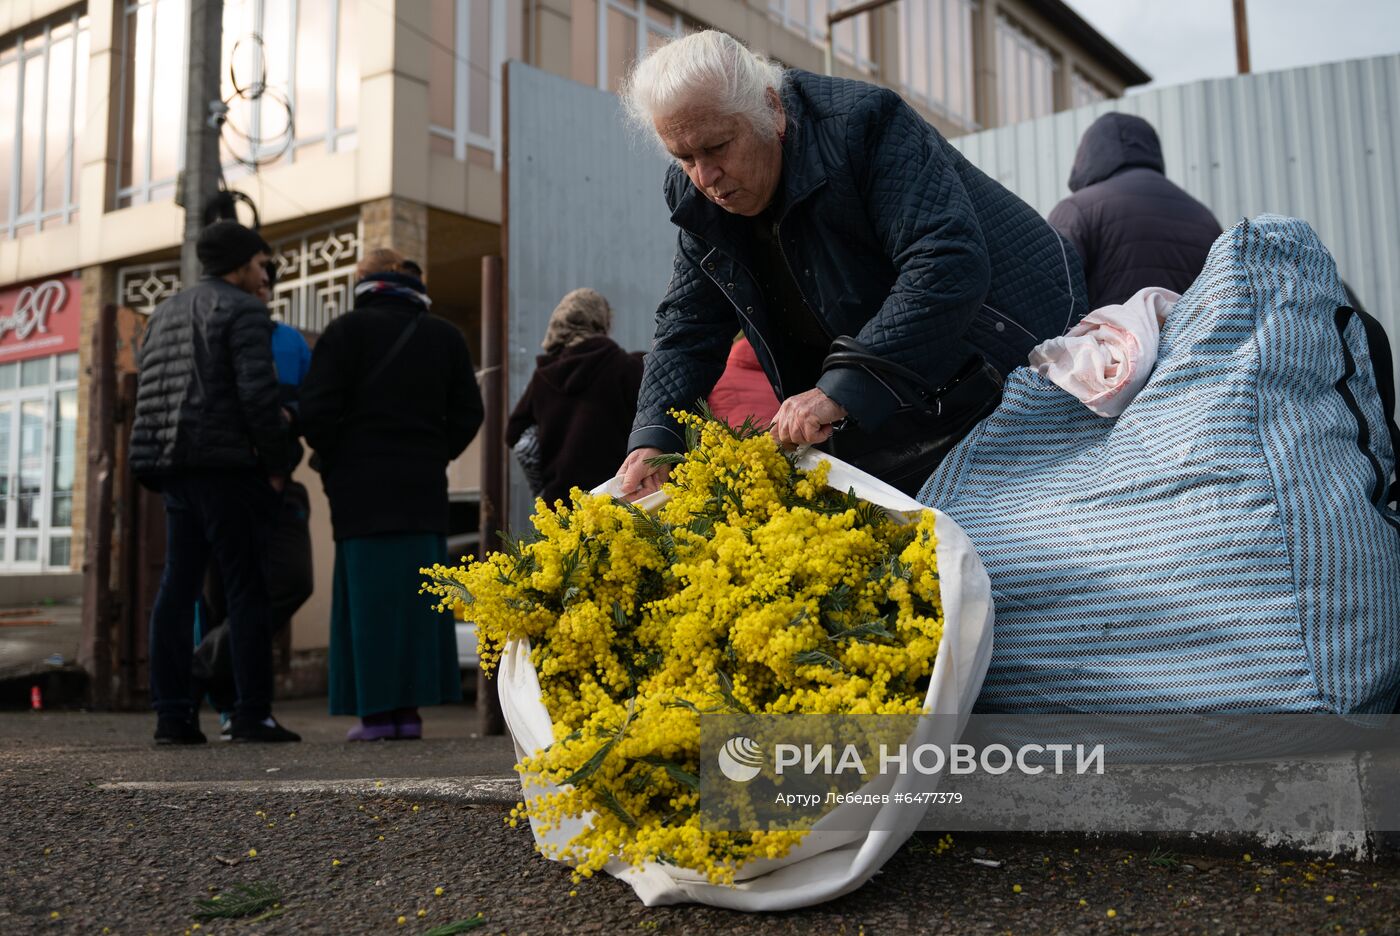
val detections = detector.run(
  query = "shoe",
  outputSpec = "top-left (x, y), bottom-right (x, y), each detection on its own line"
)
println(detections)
top-left (229, 716), bottom-right (301, 743)
top-left (346, 717), bottom-right (397, 742)
top-left (218, 714), bottom-right (233, 742)
top-left (154, 716), bottom-right (207, 745)
top-left (392, 708), bottom-right (422, 741)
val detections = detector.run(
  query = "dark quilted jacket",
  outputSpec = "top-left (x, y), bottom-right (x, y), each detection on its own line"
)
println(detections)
top-left (130, 278), bottom-right (293, 485)
top-left (1047, 112), bottom-right (1223, 308)
top-left (628, 69), bottom-right (1087, 453)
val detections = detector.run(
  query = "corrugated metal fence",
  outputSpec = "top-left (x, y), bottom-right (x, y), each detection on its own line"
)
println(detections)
top-left (505, 61), bottom-right (676, 534)
top-left (952, 52), bottom-right (1400, 398)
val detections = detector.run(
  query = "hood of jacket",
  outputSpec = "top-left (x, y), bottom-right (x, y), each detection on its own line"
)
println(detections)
top-left (1067, 112), bottom-right (1165, 192)
top-left (534, 335), bottom-right (626, 394)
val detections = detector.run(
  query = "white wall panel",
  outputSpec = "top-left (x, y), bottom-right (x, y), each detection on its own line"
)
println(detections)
top-left (505, 61), bottom-right (677, 532)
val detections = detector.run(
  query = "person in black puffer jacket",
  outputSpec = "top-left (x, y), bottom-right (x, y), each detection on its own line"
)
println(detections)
top-left (1048, 112), bottom-right (1223, 309)
top-left (130, 220), bottom-right (299, 746)
top-left (299, 248), bottom-right (484, 743)
top-left (615, 31), bottom-right (1087, 498)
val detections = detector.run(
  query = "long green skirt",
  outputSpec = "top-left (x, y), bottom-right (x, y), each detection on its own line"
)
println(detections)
top-left (328, 533), bottom-right (462, 717)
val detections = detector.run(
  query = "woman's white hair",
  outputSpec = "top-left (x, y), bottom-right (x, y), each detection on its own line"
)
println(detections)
top-left (622, 30), bottom-right (786, 143)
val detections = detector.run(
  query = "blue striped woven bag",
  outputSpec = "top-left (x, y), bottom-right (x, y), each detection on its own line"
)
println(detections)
top-left (919, 215), bottom-right (1400, 714)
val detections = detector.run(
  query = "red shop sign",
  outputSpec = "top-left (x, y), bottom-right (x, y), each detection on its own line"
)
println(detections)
top-left (0, 273), bottom-right (81, 363)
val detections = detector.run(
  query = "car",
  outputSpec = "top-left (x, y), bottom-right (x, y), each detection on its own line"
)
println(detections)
top-left (445, 490), bottom-right (482, 672)
top-left (455, 619), bottom-right (479, 670)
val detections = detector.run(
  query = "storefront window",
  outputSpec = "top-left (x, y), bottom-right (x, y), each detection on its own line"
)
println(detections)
top-left (20, 358), bottom-right (49, 386)
top-left (899, 0), bottom-right (977, 129)
top-left (0, 7), bottom-right (90, 240)
top-left (769, 1), bottom-right (877, 74)
top-left (427, 0), bottom-right (522, 168)
top-left (0, 280), bottom-right (80, 569)
top-left (996, 14), bottom-right (1057, 126)
top-left (17, 398), bottom-right (45, 534)
top-left (116, 0), bottom-right (360, 208)
top-left (51, 388), bottom-right (77, 530)
top-left (0, 403), bottom-right (9, 528)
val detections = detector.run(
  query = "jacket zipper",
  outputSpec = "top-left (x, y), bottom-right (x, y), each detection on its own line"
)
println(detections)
top-left (774, 215), bottom-right (915, 411)
top-left (703, 248), bottom-right (785, 401)
top-left (772, 215), bottom-right (836, 346)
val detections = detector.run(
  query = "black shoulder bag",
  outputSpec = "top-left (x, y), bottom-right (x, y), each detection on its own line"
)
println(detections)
top-left (819, 336), bottom-right (1004, 497)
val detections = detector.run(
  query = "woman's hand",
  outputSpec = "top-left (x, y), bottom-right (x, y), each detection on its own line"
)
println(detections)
top-left (618, 447), bottom-right (671, 501)
top-left (772, 388), bottom-right (848, 446)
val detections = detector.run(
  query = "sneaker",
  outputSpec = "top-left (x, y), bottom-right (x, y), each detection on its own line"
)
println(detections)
top-left (218, 714), bottom-right (233, 742)
top-left (229, 716), bottom-right (301, 743)
top-left (154, 716), bottom-right (207, 745)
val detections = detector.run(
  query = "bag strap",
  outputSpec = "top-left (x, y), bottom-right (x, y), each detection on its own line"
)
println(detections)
top-left (330, 314), bottom-right (423, 437)
top-left (1343, 305), bottom-right (1400, 508)
top-left (361, 313), bottom-right (422, 390)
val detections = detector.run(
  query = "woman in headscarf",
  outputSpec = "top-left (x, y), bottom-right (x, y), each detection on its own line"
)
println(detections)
top-left (614, 31), bottom-right (1087, 498)
top-left (506, 288), bottom-right (645, 505)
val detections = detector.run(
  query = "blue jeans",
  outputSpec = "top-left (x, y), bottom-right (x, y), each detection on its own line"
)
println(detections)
top-left (148, 471), bottom-right (279, 722)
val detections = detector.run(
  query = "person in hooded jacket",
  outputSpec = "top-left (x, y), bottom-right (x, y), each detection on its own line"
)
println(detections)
top-left (506, 288), bottom-right (645, 505)
top-left (300, 247), bottom-right (484, 742)
top-left (1048, 112), bottom-right (1222, 309)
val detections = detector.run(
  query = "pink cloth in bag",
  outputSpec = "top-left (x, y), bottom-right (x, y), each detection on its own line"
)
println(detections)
top-left (1027, 286), bottom-right (1180, 417)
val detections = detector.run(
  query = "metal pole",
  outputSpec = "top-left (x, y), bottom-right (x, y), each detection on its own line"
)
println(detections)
top-left (79, 304), bottom-right (117, 708)
top-left (1233, 0), bottom-right (1251, 75)
top-left (477, 253), bottom-right (506, 736)
top-left (824, 0), bottom-right (898, 76)
top-left (827, 0), bottom-right (898, 27)
top-left (179, 0), bottom-right (225, 288)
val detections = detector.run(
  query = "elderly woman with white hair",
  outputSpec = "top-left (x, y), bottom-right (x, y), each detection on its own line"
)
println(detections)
top-left (616, 31), bottom-right (1086, 497)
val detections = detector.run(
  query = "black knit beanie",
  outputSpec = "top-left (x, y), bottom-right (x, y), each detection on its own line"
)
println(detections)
top-left (197, 220), bottom-right (272, 276)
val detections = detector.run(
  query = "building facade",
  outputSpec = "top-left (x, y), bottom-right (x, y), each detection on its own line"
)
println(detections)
top-left (0, 0), bottom-right (1146, 667)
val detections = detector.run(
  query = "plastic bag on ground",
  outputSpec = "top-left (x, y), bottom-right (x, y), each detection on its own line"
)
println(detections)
top-left (498, 450), bottom-right (995, 909)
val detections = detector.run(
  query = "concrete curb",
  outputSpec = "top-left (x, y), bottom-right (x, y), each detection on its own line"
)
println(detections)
top-left (99, 775), bottom-right (523, 806)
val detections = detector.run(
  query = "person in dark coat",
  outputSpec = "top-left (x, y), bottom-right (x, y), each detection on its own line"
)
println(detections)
top-left (130, 220), bottom-right (299, 745)
top-left (1048, 112), bottom-right (1223, 309)
top-left (506, 288), bottom-right (645, 505)
top-left (300, 247), bottom-right (484, 742)
top-left (616, 31), bottom-right (1087, 498)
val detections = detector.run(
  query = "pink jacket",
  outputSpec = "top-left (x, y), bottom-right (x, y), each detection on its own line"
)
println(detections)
top-left (707, 338), bottom-right (780, 429)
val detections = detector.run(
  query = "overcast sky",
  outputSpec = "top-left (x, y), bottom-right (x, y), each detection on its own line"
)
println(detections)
top-left (1062, 0), bottom-right (1400, 91)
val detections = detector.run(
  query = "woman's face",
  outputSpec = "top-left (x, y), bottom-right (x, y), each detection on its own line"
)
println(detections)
top-left (655, 97), bottom-right (785, 217)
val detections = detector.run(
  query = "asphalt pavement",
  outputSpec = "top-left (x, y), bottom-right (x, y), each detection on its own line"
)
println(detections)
top-left (1, 698), bottom-right (1397, 935)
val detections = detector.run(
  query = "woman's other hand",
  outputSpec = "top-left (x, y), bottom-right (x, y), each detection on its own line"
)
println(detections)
top-left (618, 447), bottom-right (671, 501)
